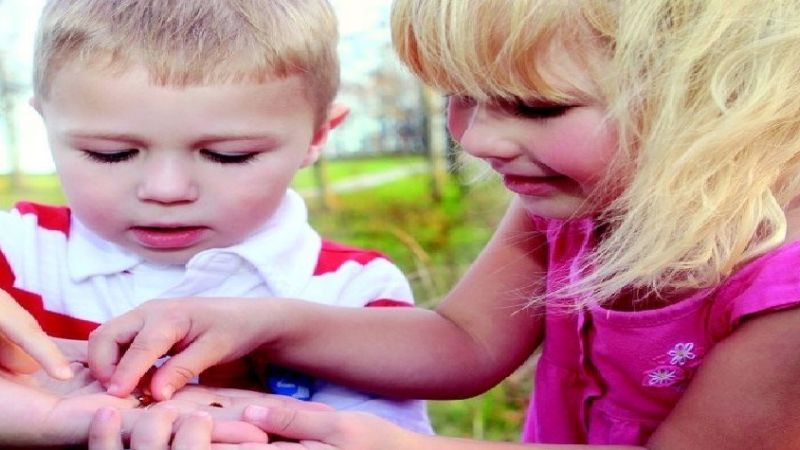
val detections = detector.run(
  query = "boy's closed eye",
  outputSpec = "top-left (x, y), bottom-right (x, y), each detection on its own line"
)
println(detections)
top-left (198, 149), bottom-right (260, 165)
top-left (81, 149), bottom-right (139, 164)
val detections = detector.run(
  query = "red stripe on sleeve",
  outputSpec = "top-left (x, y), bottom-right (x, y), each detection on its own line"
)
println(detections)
top-left (0, 251), bottom-right (98, 339)
top-left (365, 299), bottom-right (413, 308)
top-left (15, 202), bottom-right (71, 236)
top-left (314, 240), bottom-right (387, 275)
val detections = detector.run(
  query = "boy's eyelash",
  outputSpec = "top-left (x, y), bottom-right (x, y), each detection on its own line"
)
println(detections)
top-left (199, 149), bottom-right (259, 164)
top-left (81, 149), bottom-right (138, 164)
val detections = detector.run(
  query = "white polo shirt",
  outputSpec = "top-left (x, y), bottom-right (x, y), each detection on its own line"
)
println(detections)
top-left (0, 189), bottom-right (432, 433)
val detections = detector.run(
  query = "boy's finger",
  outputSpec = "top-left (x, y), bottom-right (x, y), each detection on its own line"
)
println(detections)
top-left (150, 339), bottom-right (226, 400)
top-left (0, 293), bottom-right (72, 379)
top-left (88, 407), bottom-right (125, 450)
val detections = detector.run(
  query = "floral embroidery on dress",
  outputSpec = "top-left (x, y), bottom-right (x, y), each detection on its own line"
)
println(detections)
top-left (642, 342), bottom-right (703, 389)
top-left (643, 365), bottom-right (686, 387)
top-left (667, 342), bottom-right (696, 366)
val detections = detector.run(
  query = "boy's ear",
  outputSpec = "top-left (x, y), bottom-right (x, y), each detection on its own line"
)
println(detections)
top-left (302, 103), bottom-right (350, 167)
top-left (29, 96), bottom-right (42, 115)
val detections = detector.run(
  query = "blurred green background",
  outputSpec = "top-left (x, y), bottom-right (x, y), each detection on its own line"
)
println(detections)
top-left (0, 155), bottom-right (535, 442)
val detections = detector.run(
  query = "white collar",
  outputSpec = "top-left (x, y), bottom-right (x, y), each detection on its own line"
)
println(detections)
top-left (67, 190), bottom-right (321, 297)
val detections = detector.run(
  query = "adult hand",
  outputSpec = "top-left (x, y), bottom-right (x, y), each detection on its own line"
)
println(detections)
top-left (0, 288), bottom-right (72, 379)
top-left (89, 406), bottom-right (267, 450)
top-left (6, 340), bottom-right (332, 448)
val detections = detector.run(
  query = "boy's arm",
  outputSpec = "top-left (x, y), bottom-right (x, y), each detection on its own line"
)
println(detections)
top-left (91, 199), bottom-right (548, 400)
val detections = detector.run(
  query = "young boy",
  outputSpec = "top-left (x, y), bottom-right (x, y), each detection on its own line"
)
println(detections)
top-left (0, 0), bottom-right (431, 440)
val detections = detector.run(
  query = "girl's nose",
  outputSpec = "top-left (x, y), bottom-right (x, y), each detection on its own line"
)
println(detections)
top-left (137, 156), bottom-right (199, 204)
top-left (456, 108), bottom-right (522, 162)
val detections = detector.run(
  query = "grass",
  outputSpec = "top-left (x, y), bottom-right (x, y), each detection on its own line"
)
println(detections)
top-left (292, 154), bottom-right (425, 190)
top-left (0, 158), bottom-right (532, 442)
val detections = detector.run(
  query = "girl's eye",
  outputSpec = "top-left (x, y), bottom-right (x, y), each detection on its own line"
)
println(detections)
top-left (81, 149), bottom-right (138, 164)
top-left (200, 149), bottom-right (259, 164)
top-left (497, 98), bottom-right (571, 119)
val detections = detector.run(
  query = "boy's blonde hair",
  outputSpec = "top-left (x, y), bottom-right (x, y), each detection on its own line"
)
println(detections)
top-left (34, 0), bottom-right (339, 125)
top-left (393, 0), bottom-right (800, 305)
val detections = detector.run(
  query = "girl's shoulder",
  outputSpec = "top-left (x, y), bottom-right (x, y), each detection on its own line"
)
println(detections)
top-left (711, 239), bottom-right (800, 335)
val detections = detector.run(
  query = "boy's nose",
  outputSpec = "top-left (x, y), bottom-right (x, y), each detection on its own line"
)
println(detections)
top-left (137, 158), bottom-right (199, 204)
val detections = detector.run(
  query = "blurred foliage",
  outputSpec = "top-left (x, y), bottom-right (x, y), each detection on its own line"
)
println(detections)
top-left (0, 156), bottom-right (534, 442)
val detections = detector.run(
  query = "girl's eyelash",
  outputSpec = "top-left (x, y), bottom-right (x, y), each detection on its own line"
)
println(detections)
top-left (497, 99), bottom-right (570, 119)
top-left (199, 149), bottom-right (259, 164)
top-left (81, 149), bottom-right (138, 164)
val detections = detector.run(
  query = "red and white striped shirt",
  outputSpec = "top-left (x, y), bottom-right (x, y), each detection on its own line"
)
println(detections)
top-left (0, 190), bottom-right (431, 433)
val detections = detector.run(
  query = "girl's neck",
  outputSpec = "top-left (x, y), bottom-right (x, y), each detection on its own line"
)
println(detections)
top-left (787, 197), bottom-right (800, 242)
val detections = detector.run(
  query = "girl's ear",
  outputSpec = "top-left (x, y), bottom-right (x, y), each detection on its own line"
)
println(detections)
top-left (302, 103), bottom-right (350, 167)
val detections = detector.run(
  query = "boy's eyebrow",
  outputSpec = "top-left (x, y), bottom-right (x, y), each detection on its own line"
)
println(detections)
top-left (193, 134), bottom-right (282, 147)
top-left (65, 132), bottom-right (282, 147)
top-left (66, 132), bottom-right (147, 147)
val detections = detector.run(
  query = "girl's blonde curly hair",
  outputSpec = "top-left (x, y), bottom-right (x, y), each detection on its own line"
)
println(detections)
top-left (393, 0), bottom-right (800, 306)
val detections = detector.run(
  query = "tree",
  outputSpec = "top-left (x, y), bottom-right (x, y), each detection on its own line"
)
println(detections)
top-left (0, 50), bottom-right (22, 191)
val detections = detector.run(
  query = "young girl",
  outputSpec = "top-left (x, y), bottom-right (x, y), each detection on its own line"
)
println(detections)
top-left (90, 0), bottom-right (800, 448)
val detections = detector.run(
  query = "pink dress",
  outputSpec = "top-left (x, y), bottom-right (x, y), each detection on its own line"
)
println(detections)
top-left (522, 216), bottom-right (800, 444)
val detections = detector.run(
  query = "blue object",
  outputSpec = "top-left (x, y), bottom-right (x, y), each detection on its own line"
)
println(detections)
top-left (266, 366), bottom-right (315, 401)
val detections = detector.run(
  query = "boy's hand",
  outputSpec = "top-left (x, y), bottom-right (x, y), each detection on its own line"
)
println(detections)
top-left (88, 297), bottom-right (275, 401)
top-left (0, 288), bottom-right (73, 379)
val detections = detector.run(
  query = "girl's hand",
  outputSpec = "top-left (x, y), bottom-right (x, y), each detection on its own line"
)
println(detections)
top-left (0, 288), bottom-right (72, 379)
top-left (241, 405), bottom-right (418, 450)
top-left (88, 297), bottom-right (279, 401)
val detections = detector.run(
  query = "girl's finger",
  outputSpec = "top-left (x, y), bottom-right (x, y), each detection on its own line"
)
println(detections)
top-left (88, 407), bottom-right (125, 450)
top-left (89, 314), bottom-right (171, 397)
top-left (150, 337), bottom-right (225, 400)
top-left (242, 406), bottom-right (334, 442)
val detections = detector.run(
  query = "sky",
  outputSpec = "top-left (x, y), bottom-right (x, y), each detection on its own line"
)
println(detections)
top-left (0, 0), bottom-right (396, 173)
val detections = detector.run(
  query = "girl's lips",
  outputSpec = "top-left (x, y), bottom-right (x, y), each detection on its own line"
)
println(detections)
top-left (130, 226), bottom-right (208, 250)
top-left (502, 174), bottom-right (566, 197)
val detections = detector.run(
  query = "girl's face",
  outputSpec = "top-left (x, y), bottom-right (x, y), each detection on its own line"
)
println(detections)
top-left (447, 61), bottom-right (618, 219)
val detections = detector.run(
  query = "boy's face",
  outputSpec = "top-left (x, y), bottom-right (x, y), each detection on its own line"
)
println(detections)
top-left (36, 65), bottom-right (337, 264)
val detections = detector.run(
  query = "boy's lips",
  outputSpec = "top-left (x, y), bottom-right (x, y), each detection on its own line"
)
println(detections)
top-left (130, 226), bottom-right (209, 250)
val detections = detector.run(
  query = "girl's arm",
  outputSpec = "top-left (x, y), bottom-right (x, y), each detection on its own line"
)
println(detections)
top-left (90, 199), bottom-right (549, 401)
top-left (243, 404), bottom-right (645, 450)
top-left (268, 198), bottom-right (548, 399)
top-left (646, 305), bottom-right (800, 449)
